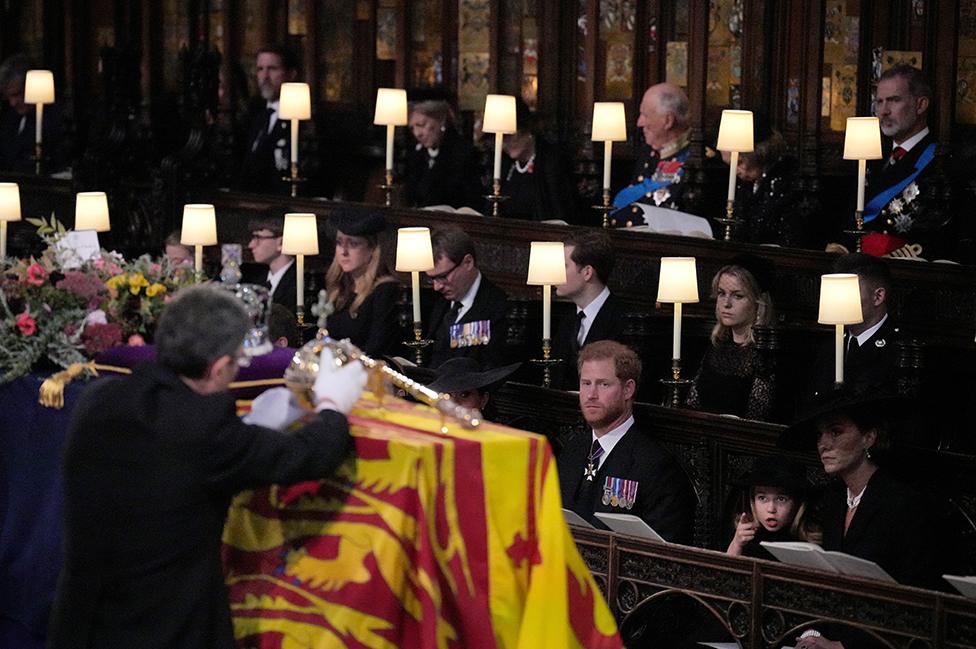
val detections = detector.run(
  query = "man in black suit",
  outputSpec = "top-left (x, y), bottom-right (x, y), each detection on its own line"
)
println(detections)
top-left (48, 285), bottom-right (367, 649)
top-left (246, 215), bottom-right (298, 316)
top-left (557, 340), bottom-right (695, 544)
top-left (238, 45), bottom-right (299, 195)
top-left (807, 253), bottom-right (897, 403)
top-left (425, 226), bottom-right (510, 368)
top-left (551, 230), bottom-right (626, 390)
top-left (861, 64), bottom-right (952, 260)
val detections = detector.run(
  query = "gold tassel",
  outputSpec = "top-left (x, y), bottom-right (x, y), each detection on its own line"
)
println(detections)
top-left (38, 362), bottom-right (132, 409)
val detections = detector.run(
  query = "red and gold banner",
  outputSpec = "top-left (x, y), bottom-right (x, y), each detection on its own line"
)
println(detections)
top-left (222, 393), bottom-right (621, 649)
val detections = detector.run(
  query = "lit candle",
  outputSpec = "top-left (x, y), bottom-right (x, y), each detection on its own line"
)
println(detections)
top-left (603, 140), bottom-right (613, 190)
top-left (673, 303), bottom-right (683, 360)
top-left (281, 213), bottom-right (319, 315)
top-left (818, 273), bottom-right (863, 386)
top-left (542, 284), bottom-right (551, 340)
top-left (386, 124), bottom-right (395, 171)
top-left (279, 83), bottom-right (311, 167)
top-left (843, 117), bottom-right (882, 213)
top-left (856, 159), bottom-right (866, 212)
top-left (180, 204), bottom-right (218, 277)
top-left (0, 183), bottom-right (23, 259)
top-left (25, 70), bottom-right (54, 147)
top-left (493, 132), bottom-right (504, 180)
top-left (194, 245), bottom-right (203, 273)
top-left (726, 151), bottom-right (738, 202)
top-left (290, 120), bottom-right (299, 164)
top-left (835, 324), bottom-right (844, 384)
top-left (591, 102), bottom-right (626, 191)
top-left (411, 271), bottom-right (421, 323)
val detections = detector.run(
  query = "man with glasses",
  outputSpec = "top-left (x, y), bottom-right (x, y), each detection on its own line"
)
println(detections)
top-left (246, 215), bottom-right (298, 317)
top-left (424, 225), bottom-right (510, 368)
top-left (49, 285), bottom-right (367, 649)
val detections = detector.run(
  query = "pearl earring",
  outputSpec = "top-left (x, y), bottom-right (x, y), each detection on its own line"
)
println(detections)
top-left (864, 447), bottom-right (872, 459)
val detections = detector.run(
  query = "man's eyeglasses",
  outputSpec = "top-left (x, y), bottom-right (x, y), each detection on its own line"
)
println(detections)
top-left (249, 233), bottom-right (279, 241)
top-left (427, 262), bottom-right (459, 284)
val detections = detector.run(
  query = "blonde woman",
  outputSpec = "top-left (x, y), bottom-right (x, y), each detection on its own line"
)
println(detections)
top-left (325, 211), bottom-right (400, 356)
top-left (686, 256), bottom-right (775, 420)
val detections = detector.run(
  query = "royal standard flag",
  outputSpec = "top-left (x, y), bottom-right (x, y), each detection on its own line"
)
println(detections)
top-left (223, 392), bottom-right (622, 648)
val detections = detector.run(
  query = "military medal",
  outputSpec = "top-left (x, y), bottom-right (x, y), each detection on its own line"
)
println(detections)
top-left (583, 461), bottom-right (597, 481)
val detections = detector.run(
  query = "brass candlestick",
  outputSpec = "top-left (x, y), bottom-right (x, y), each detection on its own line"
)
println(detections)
top-left (713, 199), bottom-right (740, 241)
top-left (659, 358), bottom-right (693, 408)
top-left (403, 322), bottom-right (433, 365)
top-left (529, 338), bottom-right (562, 389)
top-left (379, 169), bottom-right (395, 207)
top-left (843, 209), bottom-right (868, 252)
top-left (484, 179), bottom-right (509, 217)
top-left (284, 161), bottom-right (305, 198)
top-left (592, 188), bottom-right (613, 228)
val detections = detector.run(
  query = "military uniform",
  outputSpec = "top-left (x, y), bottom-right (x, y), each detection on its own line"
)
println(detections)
top-left (609, 133), bottom-right (692, 227)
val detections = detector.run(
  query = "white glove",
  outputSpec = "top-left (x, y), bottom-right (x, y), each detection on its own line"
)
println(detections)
top-left (313, 347), bottom-right (368, 415)
top-left (243, 387), bottom-right (308, 431)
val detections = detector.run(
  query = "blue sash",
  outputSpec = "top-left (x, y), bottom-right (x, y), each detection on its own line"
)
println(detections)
top-left (863, 143), bottom-right (936, 224)
top-left (612, 149), bottom-right (691, 208)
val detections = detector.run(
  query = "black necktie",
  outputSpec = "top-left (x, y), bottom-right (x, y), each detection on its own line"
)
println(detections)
top-left (573, 311), bottom-right (586, 351)
top-left (253, 108), bottom-right (275, 151)
top-left (445, 301), bottom-right (462, 326)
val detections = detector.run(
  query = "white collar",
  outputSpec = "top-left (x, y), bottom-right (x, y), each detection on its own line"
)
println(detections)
top-left (577, 286), bottom-right (611, 344)
top-left (455, 270), bottom-right (482, 318)
top-left (591, 415), bottom-right (634, 469)
top-left (266, 258), bottom-right (294, 294)
top-left (852, 312), bottom-right (888, 347)
top-left (266, 100), bottom-right (280, 112)
top-left (893, 126), bottom-right (929, 152)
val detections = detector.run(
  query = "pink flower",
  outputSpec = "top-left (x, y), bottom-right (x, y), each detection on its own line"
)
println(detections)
top-left (93, 258), bottom-right (106, 270)
top-left (127, 334), bottom-right (146, 346)
top-left (150, 263), bottom-right (162, 274)
top-left (16, 312), bottom-right (36, 336)
top-left (26, 263), bottom-right (49, 286)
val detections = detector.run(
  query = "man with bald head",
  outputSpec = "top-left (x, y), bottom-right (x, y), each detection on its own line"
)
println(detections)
top-left (611, 83), bottom-right (693, 224)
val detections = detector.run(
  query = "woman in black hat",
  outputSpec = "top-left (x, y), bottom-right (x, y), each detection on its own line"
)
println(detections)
top-left (325, 210), bottom-right (401, 356)
top-left (686, 257), bottom-right (775, 420)
top-left (726, 455), bottom-right (820, 560)
top-left (426, 357), bottom-right (520, 420)
top-left (787, 389), bottom-right (941, 590)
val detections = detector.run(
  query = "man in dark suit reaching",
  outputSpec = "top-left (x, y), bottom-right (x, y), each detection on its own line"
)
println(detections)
top-left (557, 340), bottom-right (695, 544)
top-left (425, 226), bottom-right (510, 368)
top-left (48, 285), bottom-right (367, 649)
top-left (551, 230), bottom-right (626, 390)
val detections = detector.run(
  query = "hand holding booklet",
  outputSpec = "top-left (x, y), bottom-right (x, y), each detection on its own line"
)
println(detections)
top-left (759, 541), bottom-right (895, 583)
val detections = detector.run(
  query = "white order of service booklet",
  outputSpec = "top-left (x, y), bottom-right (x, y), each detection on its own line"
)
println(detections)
top-left (759, 541), bottom-right (895, 583)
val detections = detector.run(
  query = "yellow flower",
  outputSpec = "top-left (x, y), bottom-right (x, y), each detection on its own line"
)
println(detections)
top-left (128, 272), bottom-right (149, 295)
top-left (105, 274), bottom-right (127, 291)
top-left (146, 283), bottom-right (167, 297)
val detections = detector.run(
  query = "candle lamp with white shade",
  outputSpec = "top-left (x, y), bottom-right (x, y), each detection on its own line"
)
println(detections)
top-left (396, 227), bottom-right (436, 364)
top-left (526, 241), bottom-right (566, 387)
top-left (374, 88), bottom-right (409, 207)
top-left (180, 204), bottom-right (218, 278)
top-left (0, 183), bottom-right (22, 259)
top-left (282, 213), bottom-right (319, 330)
top-left (591, 102), bottom-right (627, 228)
top-left (818, 273), bottom-right (863, 386)
top-left (482, 94), bottom-right (517, 217)
top-left (843, 117), bottom-right (883, 252)
top-left (657, 256), bottom-right (699, 407)
top-left (278, 82), bottom-right (311, 198)
top-left (73, 192), bottom-right (111, 255)
top-left (714, 110), bottom-right (754, 241)
top-left (24, 70), bottom-right (55, 175)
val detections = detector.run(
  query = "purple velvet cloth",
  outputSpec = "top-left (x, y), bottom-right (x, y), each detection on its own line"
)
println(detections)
top-left (95, 345), bottom-right (296, 400)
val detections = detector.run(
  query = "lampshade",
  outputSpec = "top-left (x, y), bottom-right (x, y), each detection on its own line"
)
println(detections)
top-left (591, 102), bottom-right (627, 141)
top-left (818, 273), bottom-right (863, 325)
top-left (843, 117), bottom-right (883, 160)
top-left (74, 192), bottom-right (110, 232)
top-left (526, 242), bottom-right (567, 285)
top-left (482, 94), bottom-right (518, 134)
top-left (278, 82), bottom-right (312, 120)
top-left (24, 70), bottom-right (55, 104)
top-left (656, 257), bottom-right (700, 303)
top-left (374, 88), bottom-right (409, 126)
top-left (716, 110), bottom-right (754, 153)
top-left (0, 183), bottom-right (22, 222)
top-left (180, 204), bottom-right (218, 246)
top-left (281, 213), bottom-right (319, 255)
top-left (395, 227), bottom-right (434, 272)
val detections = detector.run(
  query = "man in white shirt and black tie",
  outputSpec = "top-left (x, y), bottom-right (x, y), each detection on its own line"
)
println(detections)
top-left (246, 216), bottom-right (297, 317)
top-left (557, 340), bottom-right (695, 544)
top-left (239, 45), bottom-right (299, 194)
top-left (551, 230), bottom-right (625, 390)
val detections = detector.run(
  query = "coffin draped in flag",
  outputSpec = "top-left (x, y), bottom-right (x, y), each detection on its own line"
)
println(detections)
top-left (222, 393), bottom-right (621, 649)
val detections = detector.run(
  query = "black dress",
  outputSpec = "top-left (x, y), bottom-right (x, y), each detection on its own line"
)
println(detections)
top-left (327, 280), bottom-right (401, 357)
top-left (734, 155), bottom-right (813, 248)
top-left (686, 337), bottom-right (773, 421)
top-left (496, 138), bottom-right (579, 223)
top-left (404, 129), bottom-right (484, 210)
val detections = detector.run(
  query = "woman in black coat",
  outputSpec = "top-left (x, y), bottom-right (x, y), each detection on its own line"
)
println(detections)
top-left (325, 211), bottom-right (402, 356)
